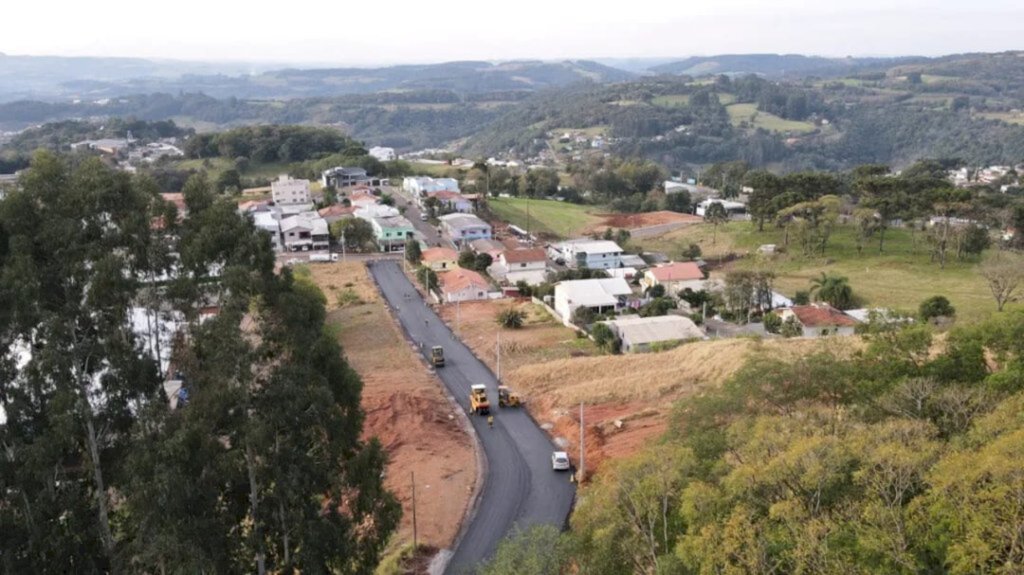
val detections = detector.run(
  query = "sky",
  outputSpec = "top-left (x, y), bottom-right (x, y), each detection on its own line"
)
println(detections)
top-left (4, 0), bottom-right (1024, 66)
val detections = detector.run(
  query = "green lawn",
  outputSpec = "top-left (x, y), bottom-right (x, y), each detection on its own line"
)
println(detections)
top-left (726, 103), bottom-right (817, 133)
top-left (488, 197), bottom-right (600, 238)
top-left (631, 221), bottom-right (1018, 324)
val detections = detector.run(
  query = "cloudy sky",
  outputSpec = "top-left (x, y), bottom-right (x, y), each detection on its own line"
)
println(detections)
top-left (4, 0), bottom-right (1023, 65)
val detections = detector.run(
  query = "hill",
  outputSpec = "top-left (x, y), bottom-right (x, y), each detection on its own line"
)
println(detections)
top-left (648, 53), bottom-right (915, 78)
top-left (0, 56), bottom-right (634, 102)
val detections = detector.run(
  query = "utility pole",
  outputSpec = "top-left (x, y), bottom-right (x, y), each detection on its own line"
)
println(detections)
top-left (411, 471), bottom-right (418, 550)
top-left (579, 401), bottom-right (585, 484)
top-left (341, 230), bottom-right (346, 262)
top-left (496, 330), bottom-right (501, 381)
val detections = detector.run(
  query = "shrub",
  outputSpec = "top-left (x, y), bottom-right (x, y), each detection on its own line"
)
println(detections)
top-left (496, 307), bottom-right (526, 329)
top-left (919, 295), bottom-right (956, 322)
top-left (763, 311), bottom-right (782, 334)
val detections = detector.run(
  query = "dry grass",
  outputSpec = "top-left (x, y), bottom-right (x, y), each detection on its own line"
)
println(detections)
top-left (506, 336), bottom-right (857, 406)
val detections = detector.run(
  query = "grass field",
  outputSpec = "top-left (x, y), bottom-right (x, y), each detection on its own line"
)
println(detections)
top-left (488, 197), bottom-right (600, 238)
top-left (173, 158), bottom-right (294, 182)
top-left (977, 111), bottom-right (1024, 126)
top-left (407, 161), bottom-right (461, 177)
top-left (631, 221), bottom-right (1019, 324)
top-left (726, 103), bottom-right (817, 133)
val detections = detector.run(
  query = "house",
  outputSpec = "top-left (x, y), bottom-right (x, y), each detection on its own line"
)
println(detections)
top-left (271, 175), bottom-right (312, 206)
top-left (439, 213), bottom-right (492, 246)
top-left (252, 210), bottom-right (284, 251)
top-left (322, 167), bottom-right (387, 188)
top-left (367, 215), bottom-right (416, 252)
top-left (641, 262), bottom-right (705, 294)
top-left (602, 315), bottom-right (705, 353)
top-left (368, 146), bottom-right (396, 161)
top-left (421, 247), bottom-right (459, 272)
top-left (696, 199), bottom-right (748, 219)
top-left (548, 239), bottom-right (624, 269)
top-left (160, 192), bottom-right (188, 217)
top-left (469, 238), bottom-right (507, 260)
top-left (403, 176), bottom-right (460, 197)
top-left (426, 190), bottom-right (473, 213)
top-left (492, 248), bottom-right (548, 286)
top-left (280, 212), bottom-right (330, 251)
top-left (438, 268), bottom-right (491, 303)
top-left (553, 278), bottom-right (632, 324)
top-left (779, 304), bottom-right (859, 338)
top-left (70, 138), bottom-right (130, 156)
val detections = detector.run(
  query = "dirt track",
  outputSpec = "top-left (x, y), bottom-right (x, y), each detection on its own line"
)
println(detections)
top-left (310, 262), bottom-right (475, 550)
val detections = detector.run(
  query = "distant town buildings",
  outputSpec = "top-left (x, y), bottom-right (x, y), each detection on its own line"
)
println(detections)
top-left (368, 146), bottom-right (396, 161)
top-left (271, 174), bottom-right (312, 206)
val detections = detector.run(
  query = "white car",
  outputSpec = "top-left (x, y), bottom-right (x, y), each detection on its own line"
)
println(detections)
top-left (551, 451), bottom-right (571, 471)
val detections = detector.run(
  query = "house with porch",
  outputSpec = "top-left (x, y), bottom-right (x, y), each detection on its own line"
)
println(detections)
top-left (641, 262), bottom-right (706, 294)
top-left (439, 213), bottom-right (492, 247)
top-left (491, 248), bottom-right (548, 286)
top-left (553, 277), bottom-right (632, 324)
top-left (421, 247), bottom-right (459, 272)
top-left (779, 304), bottom-right (859, 338)
top-left (438, 268), bottom-right (491, 303)
top-left (548, 239), bottom-right (624, 269)
top-left (367, 215), bottom-right (416, 252)
top-left (280, 212), bottom-right (330, 251)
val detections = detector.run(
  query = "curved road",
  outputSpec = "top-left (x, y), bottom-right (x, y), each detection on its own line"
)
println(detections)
top-left (367, 260), bottom-right (575, 574)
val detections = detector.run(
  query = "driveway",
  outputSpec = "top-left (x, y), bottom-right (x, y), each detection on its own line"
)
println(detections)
top-left (366, 260), bottom-right (575, 574)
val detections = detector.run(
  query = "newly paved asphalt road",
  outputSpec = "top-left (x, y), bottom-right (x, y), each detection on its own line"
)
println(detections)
top-left (367, 260), bottom-right (575, 574)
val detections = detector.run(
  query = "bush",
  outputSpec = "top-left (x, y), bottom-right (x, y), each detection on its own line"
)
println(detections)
top-left (496, 307), bottom-right (526, 329)
top-left (764, 311), bottom-right (782, 334)
top-left (572, 306), bottom-right (596, 327)
top-left (591, 322), bottom-right (619, 353)
top-left (645, 284), bottom-right (667, 298)
top-left (919, 295), bottom-right (956, 322)
top-left (793, 290), bottom-right (810, 305)
top-left (780, 316), bottom-right (802, 337)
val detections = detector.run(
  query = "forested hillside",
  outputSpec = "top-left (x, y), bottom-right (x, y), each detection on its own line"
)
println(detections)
top-left (484, 311), bottom-right (1024, 574)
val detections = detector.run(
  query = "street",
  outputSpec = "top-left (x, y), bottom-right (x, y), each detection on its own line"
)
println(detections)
top-left (366, 260), bottom-right (575, 574)
top-left (387, 185), bottom-right (453, 248)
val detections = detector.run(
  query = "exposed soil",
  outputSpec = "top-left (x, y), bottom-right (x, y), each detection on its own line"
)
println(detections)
top-left (310, 262), bottom-right (476, 550)
top-left (588, 210), bottom-right (703, 232)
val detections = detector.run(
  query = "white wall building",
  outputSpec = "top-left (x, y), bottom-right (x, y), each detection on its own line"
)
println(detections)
top-left (548, 239), bottom-right (624, 270)
top-left (369, 146), bottom-right (396, 161)
top-left (553, 278), bottom-right (632, 324)
top-left (271, 175), bottom-right (312, 206)
top-left (603, 315), bottom-right (706, 353)
top-left (403, 176), bottom-right (460, 197)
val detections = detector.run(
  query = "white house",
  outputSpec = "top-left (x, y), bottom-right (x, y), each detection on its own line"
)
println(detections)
top-left (641, 262), bottom-right (705, 294)
top-left (403, 176), bottom-right (460, 197)
top-left (439, 213), bottom-right (492, 246)
top-left (548, 239), bottom-right (624, 269)
top-left (368, 146), bottom-right (396, 161)
top-left (779, 304), bottom-right (859, 338)
top-left (602, 315), bottom-right (706, 353)
top-left (271, 175), bottom-right (312, 206)
top-left (426, 190), bottom-right (474, 213)
top-left (492, 248), bottom-right (548, 286)
top-left (252, 210), bottom-right (283, 251)
top-left (553, 278), bottom-right (632, 324)
top-left (438, 269), bottom-right (491, 303)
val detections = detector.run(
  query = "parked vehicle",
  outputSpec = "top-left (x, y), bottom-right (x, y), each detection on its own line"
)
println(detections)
top-left (551, 451), bottom-right (571, 471)
top-left (497, 385), bottom-right (522, 407)
top-left (309, 253), bottom-right (339, 263)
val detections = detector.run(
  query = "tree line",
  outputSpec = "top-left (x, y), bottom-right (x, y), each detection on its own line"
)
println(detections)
top-left (0, 152), bottom-right (398, 573)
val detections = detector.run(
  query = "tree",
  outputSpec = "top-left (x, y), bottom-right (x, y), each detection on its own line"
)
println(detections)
top-left (321, 184), bottom-right (338, 205)
top-left (417, 266), bottom-right (438, 291)
top-left (331, 217), bottom-right (375, 251)
top-left (458, 249), bottom-right (477, 269)
top-left (591, 322), bottom-right (619, 353)
top-left (572, 306), bottom-right (596, 327)
top-left (645, 284), bottom-right (666, 298)
top-left (919, 295), bottom-right (956, 322)
top-left (704, 202), bottom-right (729, 244)
top-left (981, 254), bottom-right (1024, 311)
top-left (496, 307), bottom-right (526, 329)
top-left (405, 240), bottom-right (422, 264)
top-left (810, 272), bottom-right (854, 310)
top-left (481, 525), bottom-right (568, 575)
top-left (475, 252), bottom-right (494, 272)
top-left (216, 168), bottom-right (242, 193)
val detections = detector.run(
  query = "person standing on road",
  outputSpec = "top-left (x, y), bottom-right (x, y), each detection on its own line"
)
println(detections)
top-left (487, 415), bottom-right (494, 428)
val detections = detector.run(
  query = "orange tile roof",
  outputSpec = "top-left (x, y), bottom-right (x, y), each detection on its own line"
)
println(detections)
top-left (439, 268), bottom-right (489, 293)
top-left (421, 247), bottom-right (459, 263)
top-left (502, 248), bottom-right (546, 264)
top-left (648, 262), bottom-right (704, 282)
top-left (789, 304), bottom-right (859, 328)
top-left (318, 205), bottom-right (356, 217)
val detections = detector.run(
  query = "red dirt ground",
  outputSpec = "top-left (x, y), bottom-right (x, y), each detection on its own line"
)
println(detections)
top-left (590, 210), bottom-right (702, 232)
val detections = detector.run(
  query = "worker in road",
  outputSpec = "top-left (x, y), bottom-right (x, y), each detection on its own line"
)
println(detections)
top-left (487, 415), bottom-right (494, 428)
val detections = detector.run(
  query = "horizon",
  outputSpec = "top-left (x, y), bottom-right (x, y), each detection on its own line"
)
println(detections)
top-left (4, 0), bottom-right (1022, 66)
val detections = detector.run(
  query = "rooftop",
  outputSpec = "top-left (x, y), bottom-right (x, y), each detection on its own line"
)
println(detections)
top-left (421, 247), bottom-right (459, 263)
top-left (604, 315), bottom-right (705, 345)
top-left (502, 248), bottom-right (547, 264)
top-left (556, 277), bottom-right (632, 308)
top-left (439, 213), bottom-right (491, 230)
top-left (648, 262), bottom-right (704, 282)
top-left (788, 304), bottom-right (859, 328)
top-left (555, 239), bottom-right (623, 254)
top-left (439, 268), bottom-right (489, 293)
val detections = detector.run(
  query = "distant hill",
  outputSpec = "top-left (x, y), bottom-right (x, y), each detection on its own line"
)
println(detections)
top-left (649, 53), bottom-right (918, 78)
top-left (0, 55), bottom-right (634, 102)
